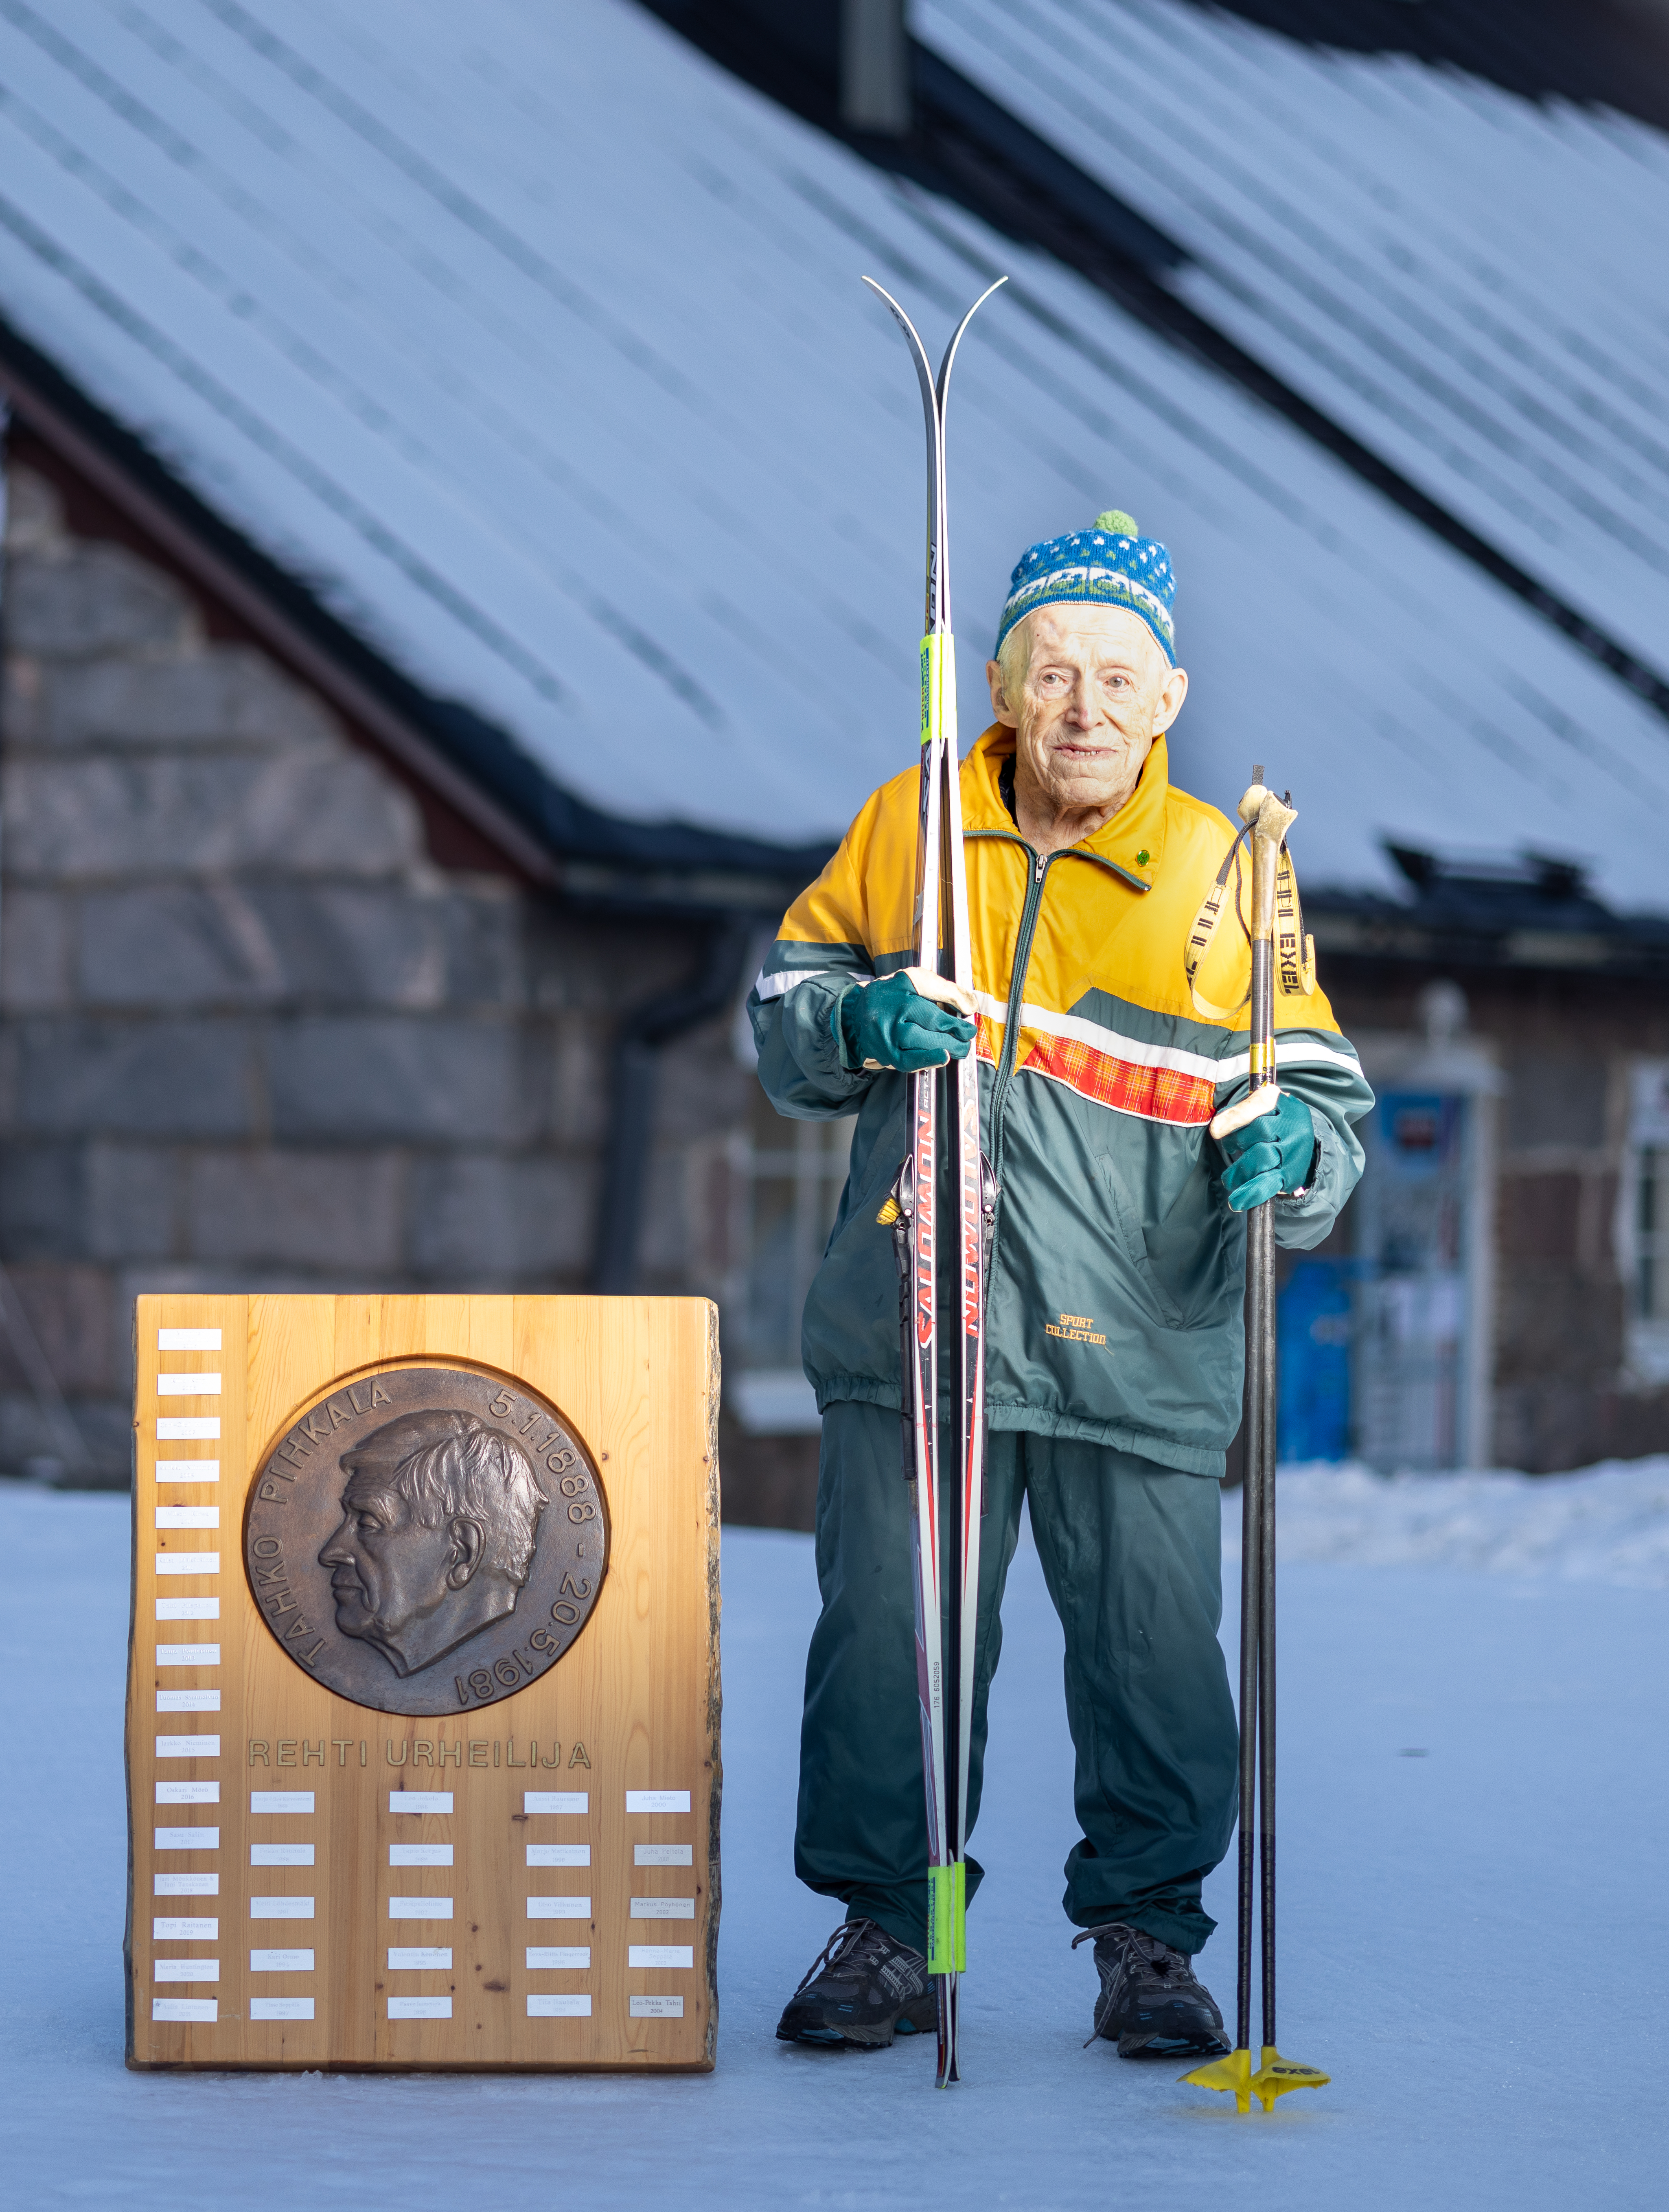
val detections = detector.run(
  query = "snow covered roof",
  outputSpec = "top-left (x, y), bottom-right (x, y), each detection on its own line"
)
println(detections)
top-left (920, 0), bottom-right (1669, 688)
top-left (1, 0), bottom-right (1667, 903)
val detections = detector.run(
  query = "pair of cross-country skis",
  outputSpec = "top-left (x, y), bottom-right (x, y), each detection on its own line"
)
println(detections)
top-left (863, 274), bottom-right (1327, 2106)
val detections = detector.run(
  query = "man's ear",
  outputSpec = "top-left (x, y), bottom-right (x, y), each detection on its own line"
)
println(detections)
top-left (1152, 662), bottom-right (1188, 737)
top-left (986, 659), bottom-right (1018, 729)
top-left (445, 1514), bottom-right (487, 1588)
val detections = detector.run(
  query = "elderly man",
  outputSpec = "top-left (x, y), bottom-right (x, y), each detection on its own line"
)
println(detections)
top-left (749, 513), bottom-right (1371, 2057)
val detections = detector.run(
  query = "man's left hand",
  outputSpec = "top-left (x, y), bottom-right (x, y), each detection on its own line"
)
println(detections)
top-left (1217, 1091), bottom-right (1317, 1212)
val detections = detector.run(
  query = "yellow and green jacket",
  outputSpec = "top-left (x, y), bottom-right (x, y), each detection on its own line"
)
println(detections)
top-left (747, 725), bottom-right (1373, 1476)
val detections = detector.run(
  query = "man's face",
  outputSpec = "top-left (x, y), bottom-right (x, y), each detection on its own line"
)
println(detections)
top-left (318, 1452), bottom-right (466, 1649)
top-left (987, 603), bottom-right (1188, 816)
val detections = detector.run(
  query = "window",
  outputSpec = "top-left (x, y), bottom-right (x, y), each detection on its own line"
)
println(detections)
top-left (723, 1082), bottom-right (854, 1432)
top-left (1619, 1062), bottom-right (1669, 1381)
top-left (1352, 1090), bottom-right (1473, 1471)
top-left (1637, 1144), bottom-right (1669, 1324)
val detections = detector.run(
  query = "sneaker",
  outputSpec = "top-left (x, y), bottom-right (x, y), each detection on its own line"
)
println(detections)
top-left (1071, 1921), bottom-right (1230, 2059)
top-left (775, 1917), bottom-right (937, 2049)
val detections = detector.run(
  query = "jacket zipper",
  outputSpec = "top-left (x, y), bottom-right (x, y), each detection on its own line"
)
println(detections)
top-left (987, 841), bottom-right (1052, 1185)
top-left (961, 822), bottom-right (1148, 1183)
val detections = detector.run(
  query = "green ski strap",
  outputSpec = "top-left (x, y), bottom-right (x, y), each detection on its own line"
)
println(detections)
top-left (920, 631), bottom-right (957, 754)
top-left (926, 1862), bottom-right (967, 1975)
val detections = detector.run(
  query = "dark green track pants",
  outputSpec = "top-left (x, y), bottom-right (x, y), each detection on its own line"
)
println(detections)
top-left (794, 1402), bottom-right (1239, 1960)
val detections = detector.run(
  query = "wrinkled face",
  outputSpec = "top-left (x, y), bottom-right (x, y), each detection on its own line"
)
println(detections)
top-left (317, 1451), bottom-right (467, 1647)
top-left (988, 603), bottom-right (1187, 815)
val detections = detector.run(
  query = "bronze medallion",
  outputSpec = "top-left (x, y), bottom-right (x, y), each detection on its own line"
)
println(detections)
top-left (243, 1364), bottom-right (609, 1717)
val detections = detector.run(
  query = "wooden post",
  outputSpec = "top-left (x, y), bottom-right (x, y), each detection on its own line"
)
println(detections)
top-left (126, 1294), bottom-right (721, 2072)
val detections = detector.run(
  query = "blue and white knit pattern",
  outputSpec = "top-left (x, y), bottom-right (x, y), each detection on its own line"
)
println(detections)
top-left (994, 511), bottom-right (1176, 666)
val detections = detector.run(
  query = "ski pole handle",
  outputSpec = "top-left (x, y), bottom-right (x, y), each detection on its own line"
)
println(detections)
top-left (1207, 773), bottom-right (1297, 1142)
top-left (1240, 778), bottom-right (1298, 946)
top-left (1209, 1085), bottom-right (1282, 1143)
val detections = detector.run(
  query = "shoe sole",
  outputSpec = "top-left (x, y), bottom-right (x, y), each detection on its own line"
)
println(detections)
top-left (775, 1996), bottom-right (937, 2050)
top-left (1113, 2029), bottom-right (1231, 2060)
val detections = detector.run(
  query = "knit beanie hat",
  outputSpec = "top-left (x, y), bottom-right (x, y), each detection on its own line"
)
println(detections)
top-left (993, 509), bottom-right (1176, 667)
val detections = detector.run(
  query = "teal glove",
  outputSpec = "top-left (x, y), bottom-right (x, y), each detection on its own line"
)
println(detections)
top-left (838, 971), bottom-right (975, 1073)
top-left (1217, 1091), bottom-right (1317, 1211)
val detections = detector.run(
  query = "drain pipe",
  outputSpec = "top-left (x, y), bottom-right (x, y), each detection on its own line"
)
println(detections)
top-left (591, 913), bottom-right (756, 1293)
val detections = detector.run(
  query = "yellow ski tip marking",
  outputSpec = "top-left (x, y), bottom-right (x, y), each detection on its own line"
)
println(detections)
top-left (1251, 2046), bottom-right (1330, 2111)
top-left (1180, 2045), bottom-right (1253, 2115)
top-left (876, 1194), bottom-right (901, 1226)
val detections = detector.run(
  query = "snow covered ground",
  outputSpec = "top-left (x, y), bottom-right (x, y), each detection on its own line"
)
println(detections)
top-left (3, 1464), bottom-right (1665, 2209)
top-left (1251, 1456), bottom-right (1669, 1587)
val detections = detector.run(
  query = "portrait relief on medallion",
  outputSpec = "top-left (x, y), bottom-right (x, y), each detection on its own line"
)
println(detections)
top-left (242, 1366), bottom-right (609, 1716)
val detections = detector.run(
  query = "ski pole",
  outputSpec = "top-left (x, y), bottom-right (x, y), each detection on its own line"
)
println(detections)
top-left (1182, 769), bottom-right (1330, 2115)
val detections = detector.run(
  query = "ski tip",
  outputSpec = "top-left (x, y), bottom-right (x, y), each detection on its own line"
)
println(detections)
top-left (1251, 2047), bottom-right (1330, 2111)
top-left (1179, 2045), bottom-right (1254, 2116)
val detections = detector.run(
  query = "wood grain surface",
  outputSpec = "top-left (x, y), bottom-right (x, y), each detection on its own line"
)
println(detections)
top-left (125, 1295), bottom-right (721, 2072)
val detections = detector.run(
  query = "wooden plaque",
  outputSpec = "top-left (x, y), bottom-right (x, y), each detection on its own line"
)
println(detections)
top-left (125, 1295), bottom-right (721, 2072)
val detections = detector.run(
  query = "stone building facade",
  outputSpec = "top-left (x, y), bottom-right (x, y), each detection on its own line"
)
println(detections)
top-left (0, 458), bottom-right (762, 1490)
top-left (4, 442), bottom-right (1669, 1510)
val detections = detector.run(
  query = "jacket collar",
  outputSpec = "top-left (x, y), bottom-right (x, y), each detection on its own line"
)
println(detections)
top-left (964, 723), bottom-right (1168, 891)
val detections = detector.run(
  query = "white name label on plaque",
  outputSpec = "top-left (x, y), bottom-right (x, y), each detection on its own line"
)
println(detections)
top-left (389, 1996), bottom-right (451, 2021)
top-left (153, 1959), bottom-right (219, 1983)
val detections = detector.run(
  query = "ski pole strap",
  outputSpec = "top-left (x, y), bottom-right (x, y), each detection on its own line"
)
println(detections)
top-left (926, 1861), bottom-right (967, 1975)
top-left (1183, 827), bottom-right (1251, 1022)
top-left (1273, 839), bottom-right (1317, 1000)
top-left (1184, 831), bottom-right (1316, 1022)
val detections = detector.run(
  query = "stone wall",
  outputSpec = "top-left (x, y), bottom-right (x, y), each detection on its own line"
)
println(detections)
top-left (0, 463), bottom-right (756, 1484)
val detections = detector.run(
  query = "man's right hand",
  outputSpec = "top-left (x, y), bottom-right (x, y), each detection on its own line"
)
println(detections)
top-left (838, 971), bottom-right (977, 1073)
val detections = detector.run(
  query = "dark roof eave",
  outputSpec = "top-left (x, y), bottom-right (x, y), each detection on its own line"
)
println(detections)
top-left (1305, 885), bottom-right (1669, 975)
top-left (0, 316), bottom-right (832, 915)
